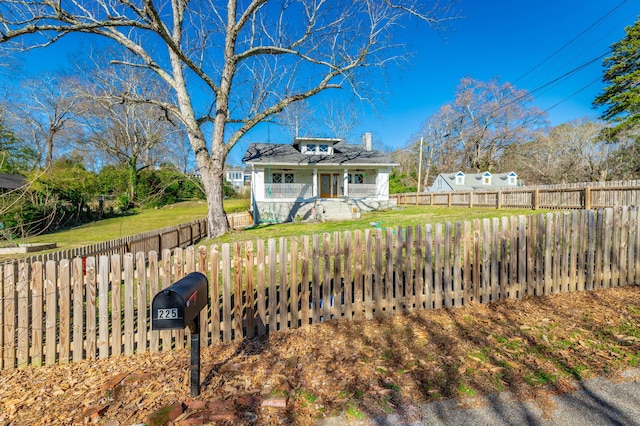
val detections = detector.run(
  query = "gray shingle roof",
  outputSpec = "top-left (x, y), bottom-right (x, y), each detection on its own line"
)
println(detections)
top-left (242, 141), bottom-right (397, 167)
top-left (432, 172), bottom-right (519, 191)
top-left (0, 172), bottom-right (27, 190)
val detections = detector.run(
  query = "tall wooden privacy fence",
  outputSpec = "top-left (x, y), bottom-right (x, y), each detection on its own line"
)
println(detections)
top-left (2, 207), bottom-right (640, 369)
top-left (392, 182), bottom-right (640, 210)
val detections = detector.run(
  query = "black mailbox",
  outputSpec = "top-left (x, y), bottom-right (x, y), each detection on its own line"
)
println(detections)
top-left (152, 271), bottom-right (208, 397)
top-left (152, 272), bottom-right (208, 333)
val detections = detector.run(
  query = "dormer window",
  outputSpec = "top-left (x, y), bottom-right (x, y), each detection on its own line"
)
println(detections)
top-left (482, 172), bottom-right (492, 185)
top-left (302, 143), bottom-right (332, 155)
top-left (508, 172), bottom-right (517, 186)
top-left (455, 171), bottom-right (465, 185)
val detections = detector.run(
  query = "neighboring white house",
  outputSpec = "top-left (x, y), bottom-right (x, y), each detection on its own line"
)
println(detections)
top-left (243, 133), bottom-right (398, 223)
top-left (224, 166), bottom-right (251, 194)
top-left (428, 171), bottom-right (521, 192)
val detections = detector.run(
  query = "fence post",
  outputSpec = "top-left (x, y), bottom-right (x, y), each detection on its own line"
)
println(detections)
top-left (497, 191), bottom-right (502, 209)
top-left (469, 192), bottom-right (473, 208)
top-left (448, 192), bottom-right (452, 207)
top-left (533, 189), bottom-right (539, 210)
top-left (584, 186), bottom-right (591, 210)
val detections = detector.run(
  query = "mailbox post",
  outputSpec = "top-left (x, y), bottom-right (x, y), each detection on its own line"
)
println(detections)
top-left (152, 272), bottom-right (208, 396)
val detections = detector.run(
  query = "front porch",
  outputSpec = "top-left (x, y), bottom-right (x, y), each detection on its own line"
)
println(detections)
top-left (265, 182), bottom-right (378, 200)
top-left (253, 167), bottom-right (389, 202)
top-left (250, 167), bottom-right (394, 223)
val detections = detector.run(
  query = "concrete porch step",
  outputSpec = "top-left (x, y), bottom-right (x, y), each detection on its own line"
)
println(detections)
top-left (315, 199), bottom-right (358, 221)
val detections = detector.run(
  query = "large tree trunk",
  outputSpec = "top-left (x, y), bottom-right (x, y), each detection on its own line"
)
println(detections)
top-left (193, 132), bottom-right (229, 238)
top-left (200, 166), bottom-right (228, 238)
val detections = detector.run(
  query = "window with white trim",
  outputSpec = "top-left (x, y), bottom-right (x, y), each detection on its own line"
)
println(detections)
top-left (302, 143), bottom-right (331, 155)
top-left (482, 173), bottom-right (492, 185)
top-left (347, 173), bottom-right (364, 184)
top-left (271, 172), bottom-right (294, 183)
top-left (455, 172), bottom-right (464, 185)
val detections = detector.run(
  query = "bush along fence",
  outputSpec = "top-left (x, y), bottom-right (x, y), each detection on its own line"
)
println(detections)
top-left (2, 206), bottom-right (640, 369)
top-left (392, 182), bottom-right (640, 210)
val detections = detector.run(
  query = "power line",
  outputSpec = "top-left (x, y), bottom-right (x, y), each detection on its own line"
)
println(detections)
top-left (514, 0), bottom-right (630, 85)
top-left (527, 50), bottom-right (610, 99)
top-left (412, 3), bottom-right (633, 157)
top-left (542, 76), bottom-right (602, 114)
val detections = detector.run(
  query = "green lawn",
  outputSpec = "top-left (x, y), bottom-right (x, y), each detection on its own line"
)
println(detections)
top-left (5, 198), bottom-right (547, 259)
top-left (210, 205), bottom-right (546, 245)
top-left (11, 199), bottom-right (247, 249)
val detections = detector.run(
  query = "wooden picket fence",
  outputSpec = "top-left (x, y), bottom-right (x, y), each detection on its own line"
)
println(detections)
top-left (392, 181), bottom-right (640, 210)
top-left (2, 207), bottom-right (640, 369)
top-left (4, 211), bottom-right (253, 266)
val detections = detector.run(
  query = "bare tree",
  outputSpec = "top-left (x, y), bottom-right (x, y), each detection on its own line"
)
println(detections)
top-left (501, 119), bottom-right (614, 184)
top-left (9, 73), bottom-right (82, 169)
top-left (72, 61), bottom-right (179, 203)
top-left (278, 100), bottom-right (316, 139)
top-left (415, 104), bottom-right (461, 183)
top-left (438, 77), bottom-right (547, 172)
top-left (164, 127), bottom-right (193, 174)
top-left (322, 99), bottom-right (360, 141)
top-left (0, 0), bottom-right (458, 237)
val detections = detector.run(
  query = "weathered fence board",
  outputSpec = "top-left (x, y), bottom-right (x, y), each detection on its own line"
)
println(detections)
top-left (390, 181), bottom-right (640, 212)
top-left (3, 207), bottom-right (640, 369)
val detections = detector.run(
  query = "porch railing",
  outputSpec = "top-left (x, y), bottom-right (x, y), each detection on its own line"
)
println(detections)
top-left (266, 183), bottom-right (313, 199)
top-left (348, 184), bottom-right (377, 198)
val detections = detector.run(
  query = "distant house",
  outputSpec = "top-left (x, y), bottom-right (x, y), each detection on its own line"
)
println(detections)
top-left (224, 166), bottom-right (250, 191)
top-left (428, 171), bottom-right (521, 192)
top-left (243, 133), bottom-right (398, 223)
top-left (0, 172), bottom-right (27, 192)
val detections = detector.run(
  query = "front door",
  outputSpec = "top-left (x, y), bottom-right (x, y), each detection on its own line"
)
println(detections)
top-left (320, 173), bottom-right (339, 198)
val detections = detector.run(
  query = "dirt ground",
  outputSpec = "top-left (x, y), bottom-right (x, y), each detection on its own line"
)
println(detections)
top-left (2, 286), bottom-right (640, 425)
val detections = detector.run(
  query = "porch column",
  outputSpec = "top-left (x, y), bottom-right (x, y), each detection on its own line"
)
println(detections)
top-left (343, 169), bottom-right (349, 197)
top-left (378, 168), bottom-right (390, 201)
top-left (312, 168), bottom-right (318, 197)
top-left (253, 167), bottom-right (265, 202)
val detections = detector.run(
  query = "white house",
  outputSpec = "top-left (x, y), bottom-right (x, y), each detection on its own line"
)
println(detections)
top-left (428, 171), bottom-right (521, 192)
top-left (224, 166), bottom-right (250, 193)
top-left (243, 133), bottom-right (398, 223)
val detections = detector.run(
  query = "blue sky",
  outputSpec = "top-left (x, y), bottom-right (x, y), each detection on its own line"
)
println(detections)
top-left (4, 1), bottom-right (639, 166)
top-left (230, 0), bottom-right (640, 163)
top-left (360, 0), bottom-right (639, 145)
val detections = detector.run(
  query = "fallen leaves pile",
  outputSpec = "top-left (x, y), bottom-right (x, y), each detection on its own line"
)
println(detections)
top-left (2, 286), bottom-right (640, 425)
